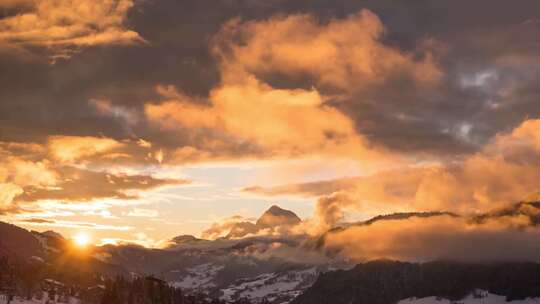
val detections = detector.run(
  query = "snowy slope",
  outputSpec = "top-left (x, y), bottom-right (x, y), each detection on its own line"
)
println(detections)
top-left (221, 267), bottom-right (319, 304)
top-left (170, 263), bottom-right (225, 290)
top-left (167, 261), bottom-right (322, 303)
top-left (0, 294), bottom-right (80, 304)
top-left (398, 290), bottom-right (540, 304)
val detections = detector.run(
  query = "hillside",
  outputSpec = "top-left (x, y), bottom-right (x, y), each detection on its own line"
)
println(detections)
top-left (292, 260), bottom-right (540, 304)
top-left (0, 222), bottom-right (43, 259)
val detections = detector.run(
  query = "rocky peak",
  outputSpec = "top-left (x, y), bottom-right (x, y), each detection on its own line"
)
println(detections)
top-left (41, 230), bottom-right (65, 239)
top-left (256, 205), bottom-right (301, 228)
top-left (171, 234), bottom-right (203, 244)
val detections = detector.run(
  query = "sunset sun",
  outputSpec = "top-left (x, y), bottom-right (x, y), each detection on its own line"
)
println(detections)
top-left (73, 233), bottom-right (91, 247)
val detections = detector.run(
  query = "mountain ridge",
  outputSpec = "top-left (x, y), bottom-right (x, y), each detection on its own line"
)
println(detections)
top-left (292, 260), bottom-right (540, 304)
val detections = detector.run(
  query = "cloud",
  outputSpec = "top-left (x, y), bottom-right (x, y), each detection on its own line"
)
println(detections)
top-left (0, 183), bottom-right (23, 213)
top-left (313, 192), bottom-right (358, 231)
top-left (246, 119), bottom-right (540, 226)
top-left (0, 138), bottom-right (187, 215)
top-left (146, 78), bottom-right (372, 160)
top-left (320, 207), bottom-right (540, 262)
top-left (212, 9), bottom-right (441, 91)
top-left (0, 149), bottom-right (58, 212)
top-left (0, 0), bottom-right (144, 60)
top-left (0, 0), bottom-right (32, 9)
top-left (126, 208), bottom-right (159, 218)
top-left (89, 98), bottom-right (139, 127)
top-left (99, 232), bottom-right (156, 247)
top-left (201, 215), bottom-right (259, 240)
top-left (16, 217), bottom-right (55, 224)
top-left (2, 157), bottom-right (58, 187)
top-left (144, 10), bottom-right (426, 163)
top-left (47, 135), bottom-right (124, 163)
top-left (46, 135), bottom-right (168, 167)
top-left (16, 166), bottom-right (187, 203)
top-left (15, 218), bottom-right (133, 231)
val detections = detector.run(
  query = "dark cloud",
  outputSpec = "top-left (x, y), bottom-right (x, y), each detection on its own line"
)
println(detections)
top-left (16, 166), bottom-right (187, 203)
top-left (18, 218), bottom-right (55, 224)
top-left (1, 0), bottom-right (539, 156)
top-left (242, 177), bottom-right (360, 198)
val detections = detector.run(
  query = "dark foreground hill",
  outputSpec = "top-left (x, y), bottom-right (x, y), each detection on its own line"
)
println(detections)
top-left (0, 221), bottom-right (43, 259)
top-left (292, 260), bottom-right (540, 304)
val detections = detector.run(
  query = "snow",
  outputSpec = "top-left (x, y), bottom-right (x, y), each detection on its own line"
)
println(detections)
top-left (32, 234), bottom-right (60, 254)
top-left (29, 256), bottom-right (44, 263)
top-left (170, 263), bottom-right (224, 290)
top-left (398, 290), bottom-right (540, 304)
top-left (92, 252), bottom-right (112, 263)
top-left (44, 279), bottom-right (64, 286)
top-left (221, 267), bottom-right (319, 304)
top-left (0, 293), bottom-right (80, 304)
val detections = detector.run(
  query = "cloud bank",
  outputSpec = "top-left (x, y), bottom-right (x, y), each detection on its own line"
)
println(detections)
top-left (0, 0), bottom-right (143, 60)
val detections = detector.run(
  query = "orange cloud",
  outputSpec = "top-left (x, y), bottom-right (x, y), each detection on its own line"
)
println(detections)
top-left (322, 211), bottom-right (540, 262)
top-left (144, 10), bottom-right (438, 165)
top-left (0, 0), bottom-right (143, 60)
top-left (0, 152), bottom-right (58, 212)
top-left (146, 77), bottom-right (374, 159)
top-left (246, 119), bottom-right (540, 224)
top-left (16, 166), bottom-right (187, 203)
top-left (0, 183), bottom-right (23, 212)
top-left (47, 135), bottom-right (124, 163)
top-left (201, 215), bottom-right (258, 240)
top-left (0, 137), bottom-right (185, 215)
top-left (213, 9), bottom-right (441, 91)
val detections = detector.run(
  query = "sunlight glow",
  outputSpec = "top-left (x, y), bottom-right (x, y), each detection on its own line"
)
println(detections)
top-left (73, 232), bottom-right (91, 247)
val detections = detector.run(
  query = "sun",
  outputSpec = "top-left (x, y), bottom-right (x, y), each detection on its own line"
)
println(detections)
top-left (73, 232), bottom-right (91, 247)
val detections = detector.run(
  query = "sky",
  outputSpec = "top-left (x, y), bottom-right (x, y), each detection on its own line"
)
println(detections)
top-left (1, 0), bottom-right (540, 249)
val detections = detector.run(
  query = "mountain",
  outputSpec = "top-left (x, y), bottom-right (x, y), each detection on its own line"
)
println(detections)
top-left (222, 205), bottom-right (302, 239)
top-left (0, 221), bottom-right (128, 278)
top-left (97, 235), bottom-right (328, 303)
top-left (0, 221), bottom-right (44, 259)
top-left (170, 234), bottom-right (204, 245)
top-left (256, 205), bottom-right (302, 228)
top-left (92, 206), bottom-right (318, 303)
top-left (292, 260), bottom-right (540, 304)
top-left (397, 293), bottom-right (540, 304)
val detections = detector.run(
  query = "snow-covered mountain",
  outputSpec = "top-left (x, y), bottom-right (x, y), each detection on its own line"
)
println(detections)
top-left (398, 290), bottom-right (540, 304)
top-left (6, 203), bottom-right (540, 304)
top-left (101, 238), bottom-right (331, 303)
top-left (94, 205), bottom-right (333, 303)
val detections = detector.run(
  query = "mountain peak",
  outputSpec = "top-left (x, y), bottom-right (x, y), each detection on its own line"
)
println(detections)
top-left (268, 204), bottom-right (285, 213)
top-left (256, 205), bottom-right (301, 228)
top-left (171, 234), bottom-right (203, 244)
top-left (41, 230), bottom-right (64, 239)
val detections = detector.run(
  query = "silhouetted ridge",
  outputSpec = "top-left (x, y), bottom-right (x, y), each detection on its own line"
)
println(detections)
top-left (0, 221), bottom-right (43, 258)
top-left (311, 211), bottom-right (456, 250)
top-left (292, 260), bottom-right (540, 304)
